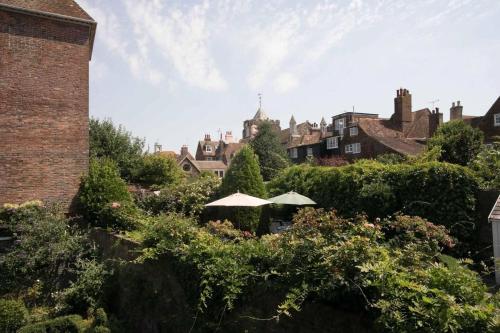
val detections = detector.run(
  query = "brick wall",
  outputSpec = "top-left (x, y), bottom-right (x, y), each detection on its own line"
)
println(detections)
top-left (0, 10), bottom-right (91, 209)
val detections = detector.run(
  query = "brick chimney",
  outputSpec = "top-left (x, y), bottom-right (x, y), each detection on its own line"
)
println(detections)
top-left (224, 131), bottom-right (234, 143)
top-left (180, 145), bottom-right (189, 157)
top-left (393, 88), bottom-right (412, 128)
top-left (429, 108), bottom-right (443, 137)
top-left (450, 101), bottom-right (463, 121)
top-left (204, 134), bottom-right (211, 141)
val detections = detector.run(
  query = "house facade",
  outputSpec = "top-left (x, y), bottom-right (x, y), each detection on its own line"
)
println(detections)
top-left (0, 0), bottom-right (96, 208)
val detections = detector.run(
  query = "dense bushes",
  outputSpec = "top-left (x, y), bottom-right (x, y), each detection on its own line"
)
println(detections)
top-left (0, 299), bottom-right (29, 332)
top-left (77, 158), bottom-right (135, 229)
top-left (18, 314), bottom-right (86, 333)
top-left (469, 140), bottom-right (500, 189)
top-left (139, 208), bottom-right (499, 332)
top-left (268, 161), bottom-right (479, 254)
top-left (137, 174), bottom-right (221, 217)
top-left (137, 154), bottom-right (184, 188)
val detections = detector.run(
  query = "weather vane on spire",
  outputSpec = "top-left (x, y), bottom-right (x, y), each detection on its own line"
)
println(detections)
top-left (258, 93), bottom-right (262, 109)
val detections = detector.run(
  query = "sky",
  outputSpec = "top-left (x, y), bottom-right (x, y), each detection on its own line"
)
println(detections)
top-left (79, 0), bottom-right (500, 153)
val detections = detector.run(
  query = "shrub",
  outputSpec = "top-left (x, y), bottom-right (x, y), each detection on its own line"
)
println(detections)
top-left (54, 259), bottom-right (109, 316)
top-left (137, 175), bottom-right (221, 217)
top-left (77, 158), bottom-right (132, 225)
top-left (376, 153), bottom-right (407, 164)
top-left (0, 299), bottom-right (29, 332)
top-left (137, 154), bottom-right (184, 188)
top-left (268, 162), bottom-right (479, 255)
top-left (218, 146), bottom-right (267, 232)
top-left (427, 120), bottom-right (483, 166)
top-left (0, 204), bottom-right (91, 298)
top-left (18, 314), bottom-right (86, 333)
top-left (469, 141), bottom-right (500, 190)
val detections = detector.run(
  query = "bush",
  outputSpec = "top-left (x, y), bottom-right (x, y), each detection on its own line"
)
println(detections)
top-left (137, 154), bottom-right (184, 188)
top-left (77, 158), bottom-right (132, 225)
top-left (469, 141), bottom-right (500, 190)
top-left (268, 162), bottom-right (479, 255)
top-left (18, 314), bottom-right (86, 333)
top-left (0, 299), bottom-right (29, 332)
top-left (137, 175), bottom-right (221, 217)
top-left (0, 204), bottom-right (91, 298)
top-left (427, 120), bottom-right (484, 166)
top-left (218, 146), bottom-right (267, 232)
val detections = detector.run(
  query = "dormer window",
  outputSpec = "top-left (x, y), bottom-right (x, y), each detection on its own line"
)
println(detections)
top-left (204, 144), bottom-right (212, 152)
top-left (334, 118), bottom-right (346, 132)
top-left (494, 113), bottom-right (500, 127)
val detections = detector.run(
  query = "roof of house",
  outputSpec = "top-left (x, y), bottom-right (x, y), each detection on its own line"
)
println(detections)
top-left (358, 118), bottom-right (425, 156)
top-left (197, 141), bottom-right (218, 157)
top-left (194, 160), bottom-right (227, 170)
top-left (0, 0), bottom-right (94, 21)
top-left (219, 142), bottom-right (245, 164)
top-left (489, 195), bottom-right (500, 222)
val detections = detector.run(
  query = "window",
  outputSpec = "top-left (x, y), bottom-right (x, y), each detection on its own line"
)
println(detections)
top-left (307, 147), bottom-right (313, 157)
top-left (290, 148), bottom-right (298, 158)
top-left (204, 144), bottom-right (212, 152)
top-left (345, 143), bottom-right (361, 154)
top-left (334, 117), bottom-right (346, 132)
top-left (495, 113), bottom-right (500, 127)
top-left (214, 170), bottom-right (224, 178)
top-left (182, 163), bottom-right (191, 172)
top-left (206, 157), bottom-right (214, 161)
top-left (326, 137), bottom-right (339, 149)
top-left (349, 127), bottom-right (358, 136)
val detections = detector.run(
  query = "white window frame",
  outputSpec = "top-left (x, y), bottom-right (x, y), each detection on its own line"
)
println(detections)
top-left (334, 117), bottom-right (346, 132)
top-left (352, 143), bottom-right (361, 154)
top-left (326, 137), bottom-right (339, 149)
top-left (290, 148), bottom-right (298, 158)
top-left (349, 127), bottom-right (358, 136)
top-left (204, 144), bottom-right (212, 152)
top-left (307, 147), bottom-right (313, 157)
top-left (345, 144), bottom-right (352, 154)
top-left (494, 113), bottom-right (500, 127)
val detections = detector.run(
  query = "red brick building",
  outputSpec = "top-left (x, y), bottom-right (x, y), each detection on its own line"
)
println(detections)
top-left (0, 0), bottom-right (96, 208)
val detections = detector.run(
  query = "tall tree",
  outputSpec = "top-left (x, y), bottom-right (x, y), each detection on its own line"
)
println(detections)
top-left (89, 118), bottom-right (145, 181)
top-left (138, 154), bottom-right (184, 188)
top-left (427, 120), bottom-right (483, 166)
top-left (250, 121), bottom-right (290, 181)
top-left (219, 146), bottom-right (267, 232)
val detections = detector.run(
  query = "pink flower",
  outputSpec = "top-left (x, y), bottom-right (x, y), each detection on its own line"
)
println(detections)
top-left (111, 202), bottom-right (121, 209)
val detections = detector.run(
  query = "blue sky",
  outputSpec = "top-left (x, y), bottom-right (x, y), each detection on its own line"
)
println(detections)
top-left (79, 0), bottom-right (500, 153)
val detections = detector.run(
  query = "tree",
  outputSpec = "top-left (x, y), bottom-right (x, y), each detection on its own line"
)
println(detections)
top-left (89, 118), bottom-right (145, 181)
top-left (427, 120), bottom-right (483, 166)
top-left (469, 139), bottom-right (500, 189)
top-left (138, 154), bottom-right (184, 188)
top-left (77, 158), bottom-right (132, 223)
top-left (250, 121), bottom-right (290, 181)
top-left (218, 146), bottom-right (267, 232)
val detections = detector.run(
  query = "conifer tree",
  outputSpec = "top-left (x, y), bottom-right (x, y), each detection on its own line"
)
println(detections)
top-left (250, 121), bottom-right (290, 181)
top-left (219, 146), bottom-right (267, 232)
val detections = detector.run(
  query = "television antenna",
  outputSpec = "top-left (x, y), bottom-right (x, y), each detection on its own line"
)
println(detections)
top-left (428, 99), bottom-right (440, 109)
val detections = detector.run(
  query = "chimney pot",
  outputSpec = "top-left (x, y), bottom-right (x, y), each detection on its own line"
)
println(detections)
top-left (457, 100), bottom-right (460, 106)
top-left (452, 102), bottom-right (455, 107)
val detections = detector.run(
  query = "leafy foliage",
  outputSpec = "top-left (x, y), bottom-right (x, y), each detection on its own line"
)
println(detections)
top-left (427, 120), bottom-right (484, 166)
top-left (139, 208), bottom-right (499, 332)
top-left (376, 153), bottom-right (408, 164)
top-left (89, 118), bottom-right (145, 181)
top-left (0, 299), bottom-right (29, 332)
top-left (137, 173), bottom-right (221, 217)
top-left (250, 121), bottom-right (290, 180)
top-left (137, 154), bottom-right (184, 188)
top-left (77, 158), bottom-right (132, 227)
top-left (18, 314), bottom-right (86, 333)
top-left (218, 146), bottom-right (267, 231)
top-left (267, 161), bottom-right (479, 255)
top-left (469, 140), bottom-right (500, 189)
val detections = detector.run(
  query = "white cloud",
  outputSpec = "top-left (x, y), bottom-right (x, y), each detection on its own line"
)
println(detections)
top-left (274, 72), bottom-right (299, 93)
top-left (124, 0), bottom-right (227, 91)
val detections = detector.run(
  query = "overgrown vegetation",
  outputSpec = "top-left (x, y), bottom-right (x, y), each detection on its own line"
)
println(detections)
top-left (427, 120), bottom-right (484, 166)
top-left (469, 139), bottom-right (500, 189)
top-left (250, 121), bottom-right (290, 181)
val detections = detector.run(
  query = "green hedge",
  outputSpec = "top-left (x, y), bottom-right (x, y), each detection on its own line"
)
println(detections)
top-left (0, 299), bottom-right (29, 332)
top-left (18, 315), bottom-right (86, 333)
top-left (268, 161), bottom-right (479, 252)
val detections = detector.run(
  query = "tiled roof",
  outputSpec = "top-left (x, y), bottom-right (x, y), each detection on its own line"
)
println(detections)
top-left (194, 160), bottom-right (227, 170)
top-left (358, 118), bottom-right (425, 156)
top-left (405, 109), bottom-right (431, 138)
top-left (0, 0), bottom-right (94, 21)
top-left (489, 195), bottom-right (500, 221)
top-left (197, 141), bottom-right (218, 157)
